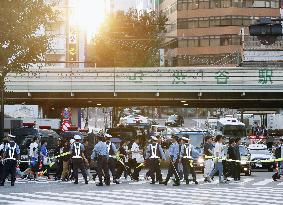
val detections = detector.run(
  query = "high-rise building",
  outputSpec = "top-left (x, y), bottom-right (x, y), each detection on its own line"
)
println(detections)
top-left (136, 0), bottom-right (157, 12)
top-left (159, 0), bottom-right (281, 66)
top-left (45, 0), bottom-right (86, 68)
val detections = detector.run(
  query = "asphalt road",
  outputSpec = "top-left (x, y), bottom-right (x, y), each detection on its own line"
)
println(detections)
top-left (0, 171), bottom-right (282, 205)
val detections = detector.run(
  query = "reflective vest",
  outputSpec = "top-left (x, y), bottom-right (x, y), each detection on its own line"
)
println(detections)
top-left (182, 144), bottom-right (192, 159)
top-left (72, 143), bottom-right (82, 158)
top-left (150, 143), bottom-right (160, 159)
top-left (5, 142), bottom-right (17, 160)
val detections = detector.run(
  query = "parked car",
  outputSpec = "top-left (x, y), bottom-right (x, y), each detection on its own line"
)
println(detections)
top-left (248, 144), bottom-right (275, 172)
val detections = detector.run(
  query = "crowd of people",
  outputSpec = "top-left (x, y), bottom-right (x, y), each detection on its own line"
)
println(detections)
top-left (0, 132), bottom-right (247, 187)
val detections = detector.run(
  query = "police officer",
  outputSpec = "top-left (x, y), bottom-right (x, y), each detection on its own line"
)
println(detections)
top-left (105, 134), bottom-right (119, 184)
top-left (180, 137), bottom-right (198, 184)
top-left (0, 134), bottom-right (20, 186)
top-left (145, 136), bottom-right (166, 184)
top-left (161, 135), bottom-right (180, 186)
top-left (71, 135), bottom-right (88, 184)
top-left (92, 135), bottom-right (110, 186)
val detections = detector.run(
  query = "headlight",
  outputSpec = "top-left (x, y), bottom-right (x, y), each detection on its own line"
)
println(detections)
top-left (198, 157), bottom-right (204, 164)
top-left (241, 160), bottom-right (247, 165)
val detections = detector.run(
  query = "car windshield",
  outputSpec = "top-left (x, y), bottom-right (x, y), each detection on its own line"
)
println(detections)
top-left (239, 146), bottom-right (248, 155)
top-left (249, 149), bottom-right (271, 155)
top-left (178, 132), bottom-right (205, 147)
top-left (223, 125), bottom-right (246, 137)
top-left (168, 116), bottom-right (177, 121)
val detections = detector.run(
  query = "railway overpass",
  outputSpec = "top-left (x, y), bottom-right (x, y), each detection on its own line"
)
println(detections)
top-left (4, 66), bottom-right (283, 108)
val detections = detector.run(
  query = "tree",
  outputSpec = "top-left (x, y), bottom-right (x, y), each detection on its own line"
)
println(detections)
top-left (0, 0), bottom-right (57, 139)
top-left (87, 9), bottom-right (168, 67)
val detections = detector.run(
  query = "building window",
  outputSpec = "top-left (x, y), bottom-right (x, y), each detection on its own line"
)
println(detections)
top-left (210, 17), bottom-right (221, 26)
top-left (232, 0), bottom-right (243, 7)
top-left (199, 36), bottom-right (210, 46)
top-left (243, 16), bottom-right (252, 26)
top-left (232, 16), bottom-right (243, 25)
top-left (188, 0), bottom-right (199, 9)
top-left (199, 17), bottom-right (209, 27)
top-left (187, 38), bottom-right (199, 47)
top-left (220, 35), bottom-right (232, 46)
top-left (210, 0), bottom-right (221, 8)
top-left (178, 40), bottom-right (188, 47)
top-left (221, 16), bottom-right (232, 26)
top-left (210, 36), bottom-right (221, 46)
top-left (199, 0), bottom-right (210, 9)
top-left (221, 0), bottom-right (232, 7)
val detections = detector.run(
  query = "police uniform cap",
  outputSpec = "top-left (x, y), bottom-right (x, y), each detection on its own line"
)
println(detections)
top-left (105, 134), bottom-right (112, 138)
top-left (70, 139), bottom-right (75, 144)
top-left (8, 134), bottom-right (16, 138)
top-left (151, 136), bottom-right (158, 141)
top-left (74, 135), bottom-right (81, 140)
top-left (182, 136), bottom-right (190, 141)
top-left (172, 134), bottom-right (179, 139)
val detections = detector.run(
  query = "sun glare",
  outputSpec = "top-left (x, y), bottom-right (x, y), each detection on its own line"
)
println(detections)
top-left (71, 0), bottom-right (106, 40)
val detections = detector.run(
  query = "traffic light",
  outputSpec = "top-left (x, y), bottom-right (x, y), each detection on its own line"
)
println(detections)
top-left (249, 18), bottom-right (282, 36)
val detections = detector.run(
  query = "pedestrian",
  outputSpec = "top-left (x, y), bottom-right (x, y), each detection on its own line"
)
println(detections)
top-left (0, 138), bottom-right (7, 181)
top-left (203, 136), bottom-right (214, 182)
top-left (130, 138), bottom-right (144, 181)
top-left (180, 136), bottom-right (198, 184)
top-left (61, 140), bottom-right (72, 181)
top-left (83, 139), bottom-right (92, 181)
top-left (70, 135), bottom-right (88, 184)
top-left (161, 135), bottom-right (180, 186)
top-left (40, 140), bottom-right (50, 179)
top-left (145, 136), bottom-right (166, 184)
top-left (234, 137), bottom-right (241, 181)
top-left (116, 140), bottom-right (131, 180)
top-left (29, 136), bottom-right (39, 179)
top-left (54, 138), bottom-right (64, 180)
top-left (273, 138), bottom-right (283, 181)
top-left (227, 138), bottom-right (237, 180)
top-left (209, 135), bottom-right (226, 183)
top-left (0, 134), bottom-right (20, 186)
top-left (105, 134), bottom-right (119, 184)
top-left (91, 135), bottom-right (110, 186)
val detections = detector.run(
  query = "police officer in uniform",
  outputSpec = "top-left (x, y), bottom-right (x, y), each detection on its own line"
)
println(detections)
top-left (0, 134), bottom-right (20, 186)
top-left (92, 135), bottom-right (110, 186)
top-left (180, 136), bottom-right (198, 184)
top-left (161, 135), bottom-right (180, 186)
top-left (105, 134), bottom-right (119, 184)
top-left (145, 136), bottom-right (166, 184)
top-left (71, 135), bottom-right (88, 184)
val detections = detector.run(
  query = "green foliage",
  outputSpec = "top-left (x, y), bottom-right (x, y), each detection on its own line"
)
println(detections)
top-left (0, 0), bottom-right (57, 77)
top-left (87, 9), bottom-right (168, 67)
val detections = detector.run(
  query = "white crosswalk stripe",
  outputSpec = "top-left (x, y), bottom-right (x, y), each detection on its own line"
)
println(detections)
top-left (2, 187), bottom-right (283, 205)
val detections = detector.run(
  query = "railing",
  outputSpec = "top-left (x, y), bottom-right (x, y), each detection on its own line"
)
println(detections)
top-left (4, 67), bottom-right (283, 93)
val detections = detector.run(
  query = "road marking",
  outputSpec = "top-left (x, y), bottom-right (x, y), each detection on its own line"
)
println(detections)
top-left (252, 178), bottom-right (274, 186)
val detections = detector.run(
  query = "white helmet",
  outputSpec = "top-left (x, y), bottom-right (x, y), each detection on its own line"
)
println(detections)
top-left (70, 139), bottom-right (75, 144)
top-left (74, 135), bottom-right (81, 140)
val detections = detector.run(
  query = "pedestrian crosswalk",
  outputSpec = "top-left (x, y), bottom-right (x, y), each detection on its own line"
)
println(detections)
top-left (10, 175), bottom-right (283, 187)
top-left (2, 187), bottom-right (283, 205)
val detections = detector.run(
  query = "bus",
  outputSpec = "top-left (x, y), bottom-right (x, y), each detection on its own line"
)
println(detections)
top-left (216, 118), bottom-right (248, 144)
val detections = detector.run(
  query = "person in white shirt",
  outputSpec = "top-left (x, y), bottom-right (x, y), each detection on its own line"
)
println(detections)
top-left (130, 138), bottom-right (144, 181)
top-left (209, 135), bottom-right (226, 183)
top-left (29, 137), bottom-right (39, 179)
